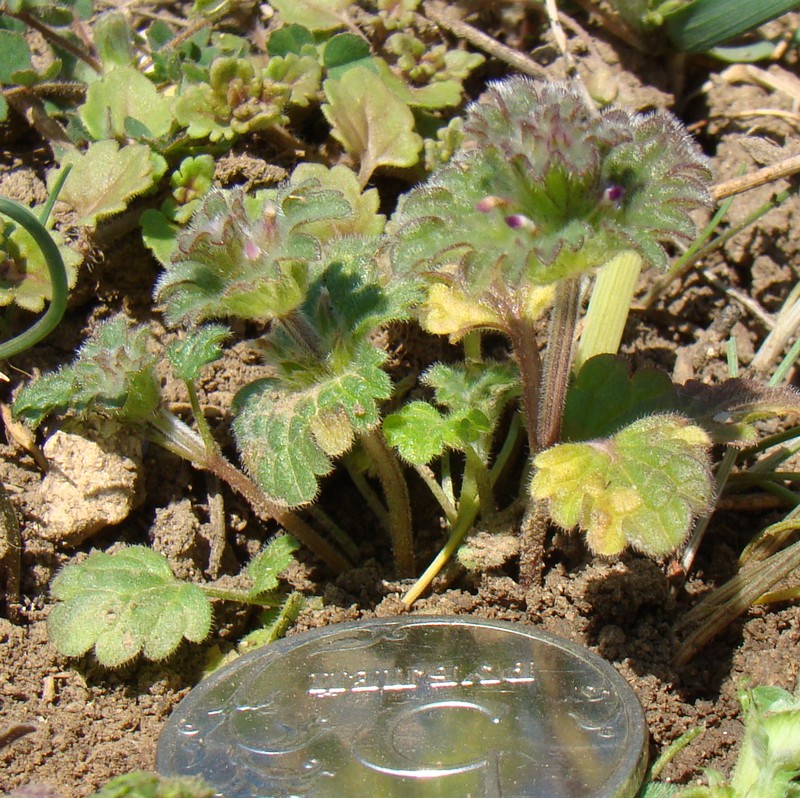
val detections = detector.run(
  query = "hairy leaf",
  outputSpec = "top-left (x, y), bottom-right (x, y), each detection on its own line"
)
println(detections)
top-left (235, 345), bottom-right (391, 504)
top-left (247, 534), bottom-right (299, 597)
top-left (166, 325), bottom-right (231, 382)
top-left (14, 317), bottom-right (160, 428)
top-left (80, 65), bottom-right (173, 140)
top-left (322, 66), bottom-right (423, 185)
top-left (233, 261), bottom-right (411, 505)
top-left (384, 402), bottom-right (460, 464)
top-left (48, 546), bottom-right (212, 666)
top-left (384, 361), bottom-right (519, 464)
top-left (389, 78), bottom-right (711, 317)
top-left (531, 414), bottom-right (713, 557)
top-left (676, 378), bottom-right (800, 446)
top-left (156, 184), bottom-right (352, 326)
top-left (55, 141), bottom-right (167, 228)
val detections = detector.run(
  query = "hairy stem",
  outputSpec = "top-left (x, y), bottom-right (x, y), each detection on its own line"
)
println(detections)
top-left (414, 463), bottom-right (458, 525)
top-left (359, 428), bottom-right (415, 577)
top-left (537, 276), bottom-right (581, 449)
top-left (464, 445), bottom-right (495, 518)
top-left (517, 497), bottom-right (551, 589)
top-left (506, 316), bottom-right (543, 455)
top-left (9, 9), bottom-right (101, 72)
top-left (200, 585), bottom-right (283, 606)
top-left (147, 408), bottom-right (350, 573)
top-left (185, 380), bottom-right (219, 456)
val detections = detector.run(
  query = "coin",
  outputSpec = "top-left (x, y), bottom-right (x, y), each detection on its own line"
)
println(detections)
top-left (157, 616), bottom-right (648, 797)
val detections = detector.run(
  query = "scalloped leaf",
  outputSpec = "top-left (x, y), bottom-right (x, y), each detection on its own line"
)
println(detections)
top-left (79, 65), bottom-right (173, 141)
top-left (13, 316), bottom-right (160, 428)
top-left (384, 361), bottom-right (519, 465)
top-left (287, 163), bottom-right (385, 238)
top-left (0, 217), bottom-right (81, 312)
top-left (675, 378), bottom-right (800, 446)
top-left (48, 546), bottom-right (212, 666)
top-left (383, 401), bottom-right (450, 463)
top-left (531, 414), bottom-right (713, 557)
top-left (166, 324), bottom-right (231, 382)
top-left (234, 343), bottom-right (391, 505)
top-left (233, 261), bottom-right (410, 505)
top-left (55, 141), bottom-right (167, 228)
top-left (173, 57), bottom-right (289, 141)
top-left (389, 77), bottom-right (711, 301)
top-left (156, 185), bottom-right (352, 326)
top-left (322, 66), bottom-right (423, 185)
top-left (562, 354), bottom-right (677, 442)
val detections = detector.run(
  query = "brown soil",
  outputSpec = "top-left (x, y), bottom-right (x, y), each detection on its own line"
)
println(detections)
top-left (3, 5), bottom-right (800, 797)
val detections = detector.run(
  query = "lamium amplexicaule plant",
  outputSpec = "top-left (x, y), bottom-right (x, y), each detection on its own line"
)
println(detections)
top-left (14, 76), bottom-right (800, 666)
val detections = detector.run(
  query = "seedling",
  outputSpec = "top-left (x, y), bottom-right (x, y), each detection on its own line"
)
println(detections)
top-left (14, 76), bottom-right (800, 663)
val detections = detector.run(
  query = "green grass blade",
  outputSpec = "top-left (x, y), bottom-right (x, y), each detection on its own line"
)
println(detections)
top-left (665, 0), bottom-right (800, 53)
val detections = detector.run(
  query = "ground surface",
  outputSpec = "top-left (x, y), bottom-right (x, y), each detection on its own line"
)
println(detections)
top-left (2, 4), bottom-right (800, 796)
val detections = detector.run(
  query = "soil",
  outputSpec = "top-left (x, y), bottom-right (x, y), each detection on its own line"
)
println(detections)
top-left (3, 4), bottom-right (800, 797)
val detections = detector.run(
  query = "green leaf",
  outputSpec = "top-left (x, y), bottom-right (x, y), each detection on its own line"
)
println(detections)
top-left (167, 154), bottom-right (215, 223)
top-left (0, 216), bottom-right (81, 312)
top-left (383, 401), bottom-right (460, 465)
top-left (384, 361), bottom-right (518, 465)
top-left (531, 414), bottom-right (713, 557)
top-left (93, 12), bottom-right (134, 70)
top-left (238, 592), bottom-right (308, 651)
top-left (264, 53), bottom-right (322, 107)
top-left (233, 262), bottom-right (408, 505)
top-left (140, 208), bottom-right (179, 267)
top-left (155, 184), bottom-right (351, 326)
top-left (664, 0), bottom-right (799, 53)
top-left (13, 316), bottom-right (160, 427)
top-left (322, 33), bottom-right (371, 71)
top-left (173, 57), bottom-right (289, 141)
top-left (48, 546), bottom-right (212, 666)
top-left (267, 24), bottom-right (315, 56)
top-left (235, 342), bottom-right (391, 505)
top-left (79, 65), bottom-right (173, 140)
top-left (389, 78), bottom-right (711, 303)
top-left (287, 162), bottom-right (385, 238)
top-left (562, 354), bottom-right (677, 441)
top-left (322, 66), bottom-right (423, 185)
top-left (372, 58), bottom-right (463, 108)
top-left (0, 30), bottom-right (32, 84)
top-left (269, 0), bottom-right (352, 30)
top-left (55, 140), bottom-right (167, 227)
top-left (247, 534), bottom-right (299, 597)
top-left (166, 325), bottom-right (231, 382)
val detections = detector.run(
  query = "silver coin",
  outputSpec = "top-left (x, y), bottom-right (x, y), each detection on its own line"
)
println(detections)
top-left (157, 616), bottom-right (648, 797)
